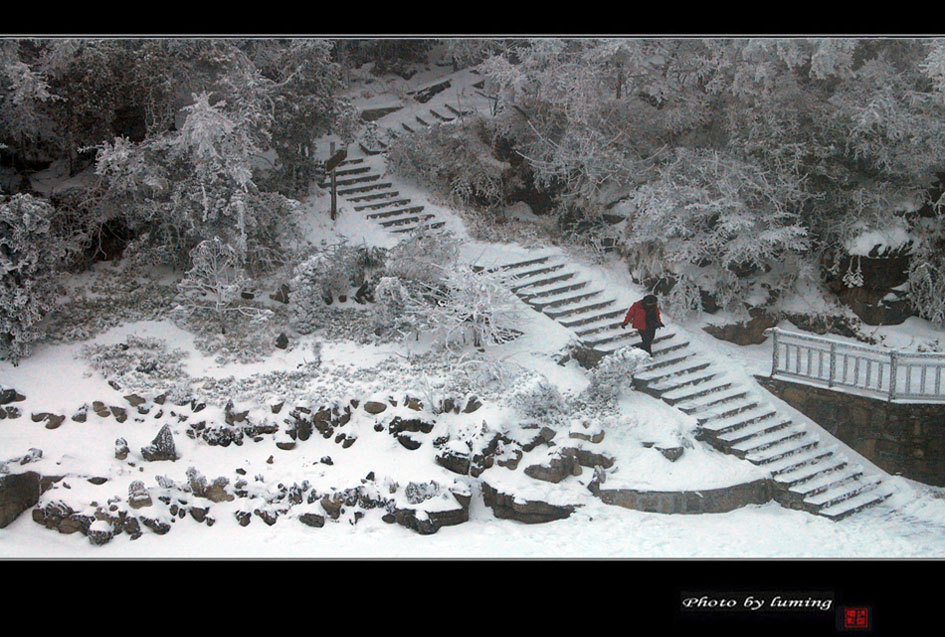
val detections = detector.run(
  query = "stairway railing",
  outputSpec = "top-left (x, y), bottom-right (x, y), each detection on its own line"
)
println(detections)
top-left (767, 328), bottom-right (945, 402)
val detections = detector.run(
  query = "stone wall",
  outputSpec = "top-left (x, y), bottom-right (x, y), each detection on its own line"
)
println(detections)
top-left (597, 479), bottom-right (773, 514)
top-left (757, 375), bottom-right (945, 487)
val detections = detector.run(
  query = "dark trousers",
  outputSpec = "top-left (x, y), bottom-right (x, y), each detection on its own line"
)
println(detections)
top-left (637, 327), bottom-right (656, 354)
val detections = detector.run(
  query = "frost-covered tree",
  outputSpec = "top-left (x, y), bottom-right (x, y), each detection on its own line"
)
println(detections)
top-left (0, 194), bottom-right (73, 363)
top-left (384, 230), bottom-right (460, 284)
top-left (583, 346), bottom-right (650, 404)
top-left (175, 237), bottom-right (271, 334)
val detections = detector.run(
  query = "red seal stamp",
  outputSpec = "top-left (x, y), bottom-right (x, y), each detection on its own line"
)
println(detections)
top-left (841, 607), bottom-right (870, 630)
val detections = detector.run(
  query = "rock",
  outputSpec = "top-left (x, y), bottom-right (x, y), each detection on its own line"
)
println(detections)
top-left (271, 401), bottom-right (285, 414)
top-left (0, 388), bottom-right (26, 405)
top-left (405, 396), bottom-right (423, 411)
top-left (87, 477), bottom-right (107, 485)
top-left (87, 521), bottom-right (114, 546)
top-left (108, 380), bottom-right (121, 391)
top-left (124, 394), bottom-right (147, 408)
top-left (463, 396), bottom-right (483, 413)
top-left (299, 512), bottom-right (325, 528)
top-left (40, 413), bottom-right (65, 430)
top-left (270, 283), bottom-right (290, 304)
top-left (320, 456), bottom-right (333, 465)
top-left (524, 448), bottom-right (578, 484)
top-left (235, 511), bottom-right (252, 527)
top-left (190, 507), bottom-right (210, 523)
top-left (363, 401), bottom-right (387, 414)
top-left (569, 421), bottom-right (605, 444)
top-left (140, 424), bottom-right (178, 462)
top-left (275, 333), bottom-right (289, 350)
top-left (110, 406), bottom-right (127, 423)
top-left (71, 406), bottom-right (88, 423)
top-left (128, 481), bottom-right (152, 509)
top-left (441, 398), bottom-right (456, 413)
top-left (397, 433), bottom-right (421, 450)
top-left (388, 417), bottom-right (435, 435)
top-left (275, 441), bottom-right (297, 451)
top-left (342, 435), bottom-right (357, 449)
top-left (114, 438), bottom-right (130, 461)
top-left (0, 471), bottom-right (43, 528)
top-left (657, 446), bottom-right (685, 462)
top-left (4, 406), bottom-right (21, 419)
top-left (254, 509), bottom-right (278, 526)
top-left (140, 517), bottom-right (170, 535)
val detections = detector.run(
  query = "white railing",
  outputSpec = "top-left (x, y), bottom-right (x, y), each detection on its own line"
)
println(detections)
top-left (768, 328), bottom-right (945, 402)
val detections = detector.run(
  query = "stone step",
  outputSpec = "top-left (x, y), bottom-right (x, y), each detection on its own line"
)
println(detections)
top-left (366, 205), bottom-right (426, 220)
top-left (713, 418), bottom-right (794, 446)
top-left (511, 271), bottom-right (578, 293)
top-left (676, 387), bottom-right (751, 415)
top-left (699, 405), bottom-right (778, 431)
top-left (529, 288), bottom-right (605, 310)
top-left (416, 115), bottom-right (430, 126)
top-left (390, 221), bottom-right (446, 234)
top-left (816, 484), bottom-right (894, 520)
top-left (508, 263), bottom-right (568, 281)
top-left (642, 350), bottom-right (699, 371)
top-left (544, 297), bottom-right (618, 320)
top-left (573, 316), bottom-right (625, 336)
top-left (789, 466), bottom-right (863, 497)
top-left (337, 181), bottom-right (393, 196)
top-left (660, 378), bottom-right (734, 405)
top-left (444, 103), bottom-right (473, 117)
top-left (804, 475), bottom-right (883, 509)
top-left (353, 198), bottom-right (412, 211)
top-left (429, 108), bottom-right (454, 122)
top-left (347, 190), bottom-right (402, 203)
top-left (775, 455), bottom-right (848, 486)
top-left (745, 438), bottom-right (820, 465)
top-left (635, 357), bottom-right (712, 385)
top-left (494, 255), bottom-right (555, 272)
top-left (583, 328), bottom-right (675, 350)
top-left (402, 122), bottom-right (416, 133)
top-left (730, 426), bottom-right (811, 456)
top-left (647, 368), bottom-right (720, 395)
top-left (689, 395), bottom-right (761, 421)
top-left (336, 158), bottom-right (366, 168)
top-left (765, 446), bottom-right (839, 478)
top-left (378, 214), bottom-right (436, 228)
top-left (319, 172), bottom-right (381, 188)
top-left (600, 338), bottom-right (689, 359)
top-left (335, 165), bottom-right (372, 177)
top-left (518, 279), bottom-right (590, 300)
top-left (561, 309), bottom-right (627, 329)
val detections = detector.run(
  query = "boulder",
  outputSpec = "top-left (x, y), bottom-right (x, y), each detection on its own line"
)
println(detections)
top-left (140, 424), bottom-right (178, 462)
top-left (363, 401), bottom-right (388, 415)
top-left (128, 481), bottom-right (152, 509)
top-left (481, 481), bottom-right (577, 523)
top-left (0, 471), bottom-right (42, 528)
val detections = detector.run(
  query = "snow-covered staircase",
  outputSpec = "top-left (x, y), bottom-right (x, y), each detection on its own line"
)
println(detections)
top-left (318, 155), bottom-right (446, 235)
top-left (492, 254), bottom-right (897, 521)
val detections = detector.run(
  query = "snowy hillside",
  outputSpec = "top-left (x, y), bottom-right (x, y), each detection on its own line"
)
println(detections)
top-left (4, 42), bottom-right (945, 559)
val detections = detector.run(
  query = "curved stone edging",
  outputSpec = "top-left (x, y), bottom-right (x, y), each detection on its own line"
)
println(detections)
top-left (596, 478), bottom-right (772, 515)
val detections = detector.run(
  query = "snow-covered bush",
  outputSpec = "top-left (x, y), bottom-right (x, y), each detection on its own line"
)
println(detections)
top-left (583, 345), bottom-right (650, 404)
top-left (384, 230), bottom-right (459, 284)
top-left (387, 118), bottom-right (512, 210)
top-left (906, 219), bottom-right (945, 326)
top-left (0, 194), bottom-right (73, 363)
top-left (175, 237), bottom-right (272, 334)
top-left (506, 373), bottom-right (568, 421)
top-left (82, 335), bottom-right (187, 393)
top-left (289, 242), bottom-right (387, 334)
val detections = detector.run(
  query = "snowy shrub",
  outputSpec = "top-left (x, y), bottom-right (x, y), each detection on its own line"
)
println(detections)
top-left (0, 194), bottom-right (73, 363)
top-left (384, 230), bottom-right (459, 284)
top-left (583, 346), bottom-right (650, 404)
top-left (506, 373), bottom-right (568, 421)
top-left (174, 237), bottom-right (272, 334)
top-left (82, 336), bottom-right (187, 393)
top-left (289, 242), bottom-right (387, 334)
top-left (387, 118), bottom-right (512, 209)
top-left (906, 222), bottom-right (945, 326)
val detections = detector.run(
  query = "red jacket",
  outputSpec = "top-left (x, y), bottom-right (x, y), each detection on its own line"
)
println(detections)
top-left (622, 301), bottom-right (661, 331)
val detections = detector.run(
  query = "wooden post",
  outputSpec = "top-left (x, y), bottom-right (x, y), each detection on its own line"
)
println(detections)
top-left (330, 142), bottom-right (337, 221)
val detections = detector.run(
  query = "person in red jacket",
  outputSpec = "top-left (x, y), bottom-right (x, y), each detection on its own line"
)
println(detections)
top-left (621, 294), bottom-right (664, 354)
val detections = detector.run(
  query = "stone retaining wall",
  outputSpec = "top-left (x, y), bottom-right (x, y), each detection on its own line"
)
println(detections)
top-left (757, 375), bottom-right (945, 487)
top-left (597, 479), bottom-right (773, 514)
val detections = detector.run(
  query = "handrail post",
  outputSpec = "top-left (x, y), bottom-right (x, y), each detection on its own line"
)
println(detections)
top-left (828, 341), bottom-right (837, 387)
top-left (889, 350), bottom-right (899, 401)
top-left (771, 328), bottom-right (779, 377)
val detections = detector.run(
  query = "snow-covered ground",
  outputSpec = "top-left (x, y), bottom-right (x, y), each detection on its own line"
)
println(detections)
top-left (4, 56), bottom-right (945, 559)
